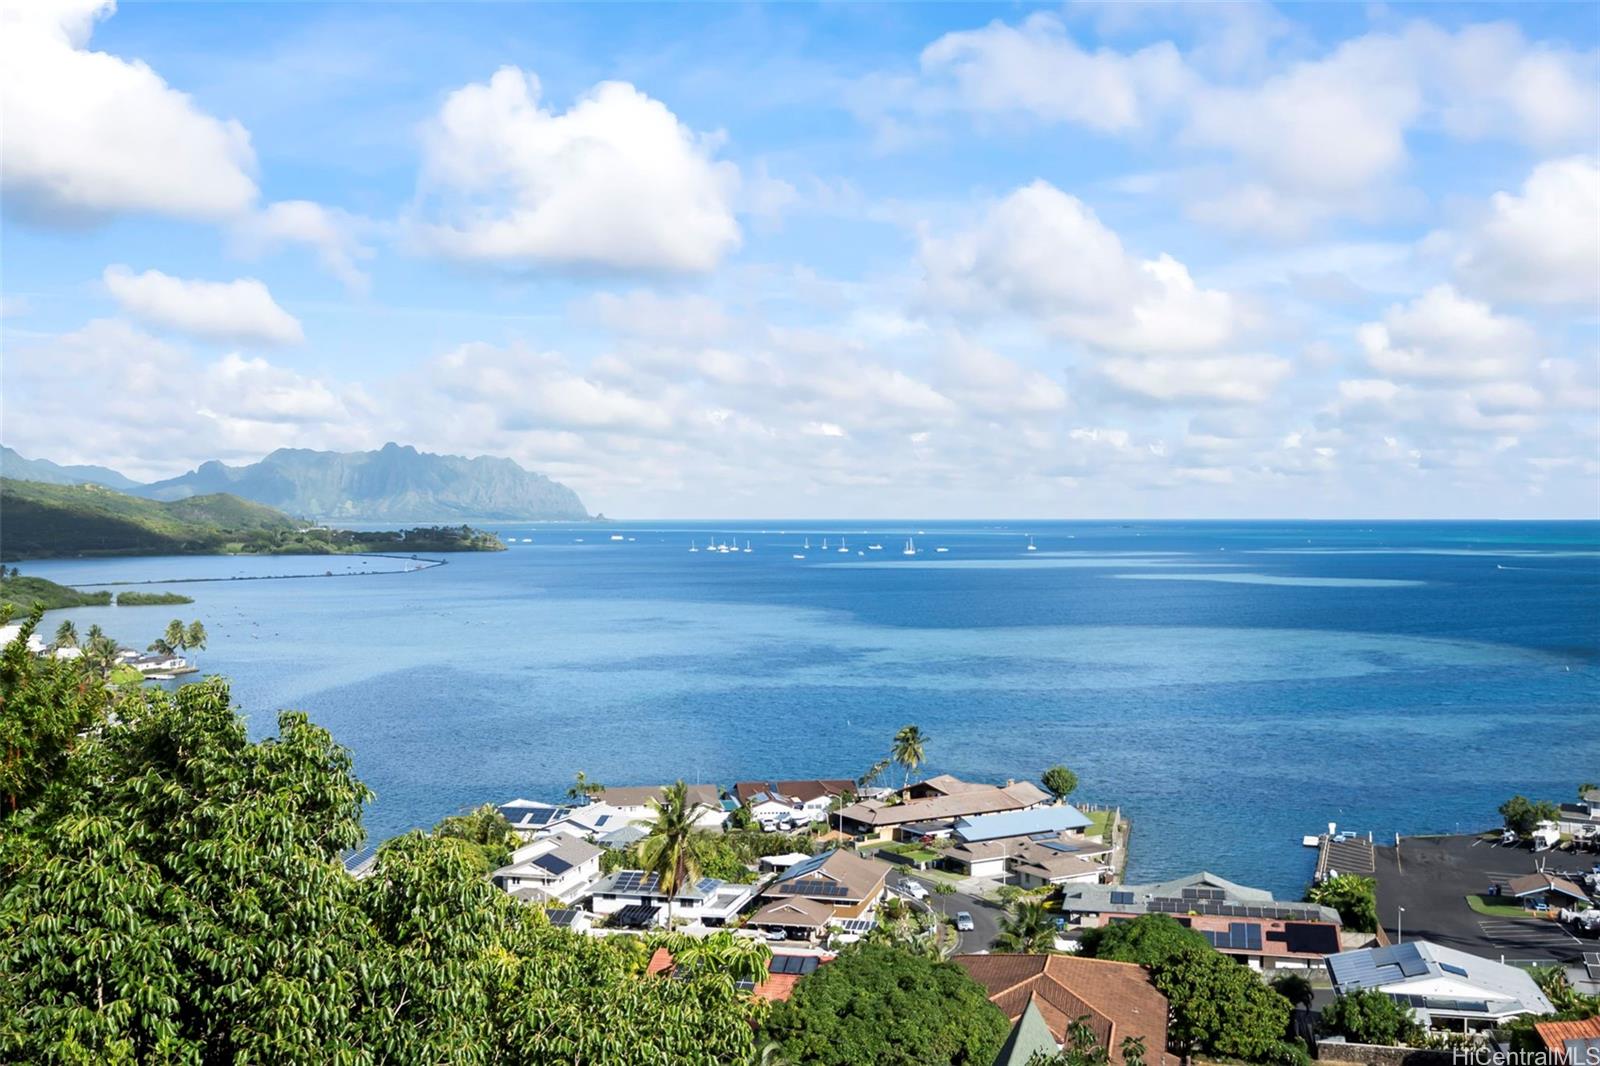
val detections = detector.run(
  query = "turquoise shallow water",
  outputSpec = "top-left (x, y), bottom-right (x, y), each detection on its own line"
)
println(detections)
top-left (22, 520), bottom-right (1600, 896)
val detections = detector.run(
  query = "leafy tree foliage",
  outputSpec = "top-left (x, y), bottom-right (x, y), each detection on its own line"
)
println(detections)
top-left (1270, 972), bottom-right (1315, 1009)
top-left (1041, 766), bottom-right (1079, 803)
top-left (1081, 914), bottom-right (1293, 1063)
top-left (995, 899), bottom-right (1059, 954)
top-left (432, 803), bottom-right (519, 874)
top-left (1319, 989), bottom-right (1424, 1046)
top-left (1305, 874), bottom-right (1378, 933)
top-left (762, 943), bottom-right (1008, 1066)
top-left (1500, 794), bottom-right (1560, 836)
top-left (1028, 1018), bottom-right (1147, 1066)
top-left (0, 632), bottom-right (761, 1064)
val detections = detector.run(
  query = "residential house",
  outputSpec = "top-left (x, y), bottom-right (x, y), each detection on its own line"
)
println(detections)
top-left (758, 852), bottom-right (812, 874)
top-left (1056, 871), bottom-right (1340, 927)
top-left (1104, 912), bottom-right (1342, 972)
top-left (491, 837), bottom-right (603, 904)
top-left (596, 824), bottom-right (648, 851)
top-left (595, 784), bottom-right (729, 831)
top-left (832, 777), bottom-right (1050, 841)
top-left (1506, 873), bottom-right (1591, 910)
top-left (942, 835), bottom-right (1110, 885)
top-left (953, 806), bottom-right (1094, 844)
top-left (0, 624), bottom-right (47, 655)
top-left (734, 779), bottom-right (855, 824)
top-left (543, 907), bottom-right (593, 934)
top-left (993, 1000), bottom-right (1062, 1066)
top-left (540, 802), bottom-right (639, 841)
top-left (760, 849), bottom-right (891, 920)
top-left (644, 946), bottom-right (829, 1003)
top-left (1533, 1017), bottom-right (1600, 1063)
top-left (495, 798), bottom-right (572, 839)
top-left (587, 870), bottom-right (760, 927)
top-left (955, 954), bottom-right (1173, 1065)
top-left (748, 897), bottom-right (836, 942)
top-left (1325, 941), bottom-right (1554, 1033)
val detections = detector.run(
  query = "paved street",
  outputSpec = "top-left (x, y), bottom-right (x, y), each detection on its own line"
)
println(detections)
top-left (898, 874), bottom-right (1005, 952)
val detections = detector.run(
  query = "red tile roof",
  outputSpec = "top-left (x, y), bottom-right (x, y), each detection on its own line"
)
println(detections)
top-left (955, 954), bottom-right (1172, 1066)
top-left (1534, 1017), bottom-right (1600, 1058)
top-left (645, 947), bottom-right (675, 976)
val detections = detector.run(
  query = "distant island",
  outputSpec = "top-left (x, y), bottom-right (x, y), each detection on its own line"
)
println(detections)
top-left (2, 442), bottom-right (590, 522)
top-left (0, 573), bottom-right (196, 612)
top-left (0, 478), bottom-right (506, 561)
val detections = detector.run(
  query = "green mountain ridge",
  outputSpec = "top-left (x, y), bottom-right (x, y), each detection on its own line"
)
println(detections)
top-left (0, 445), bottom-right (142, 491)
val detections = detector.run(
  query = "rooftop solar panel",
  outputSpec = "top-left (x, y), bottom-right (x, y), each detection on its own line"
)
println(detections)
top-left (1398, 957), bottom-right (1430, 978)
top-left (1110, 890), bottom-right (1136, 905)
top-left (1440, 962), bottom-right (1469, 978)
top-left (1282, 922), bottom-right (1340, 955)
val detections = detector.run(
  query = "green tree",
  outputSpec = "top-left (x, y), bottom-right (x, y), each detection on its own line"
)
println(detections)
top-left (0, 607), bottom-right (112, 813)
top-left (660, 929), bottom-right (774, 990)
top-left (1305, 874), bottom-right (1378, 933)
top-left (1271, 971), bottom-right (1315, 1009)
top-left (762, 943), bottom-right (1008, 1066)
top-left (637, 780), bottom-right (707, 929)
top-left (433, 802), bottom-right (519, 874)
top-left (567, 769), bottom-right (604, 803)
top-left (1500, 794), bottom-right (1560, 836)
top-left (995, 899), bottom-right (1059, 954)
top-left (1079, 912), bottom-right (1209, 965)
top-left (51, 619), bottom-right (78, 650)
top-left (1319, 988), bottom-right (1424, 1046)
top-left (1028, 1019), bottom-right (1148, 1066)
top-left (1041, 765), bottom-right (1079, 803)
top-left (858, 757), bottom-right (892, 790)
top-left (184, 620), bottom-right (207, 665)
top-left (892, 725), bottom-right (927, 791)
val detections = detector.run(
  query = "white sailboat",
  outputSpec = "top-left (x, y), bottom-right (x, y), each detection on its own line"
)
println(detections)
top-left (1026, 535), bottom-right (1037, 552)
top-left (903, 538), bottom-right (916, 556)
top-left (744, 541), bottom-right (753, 553)
top-left (792, 553), bottom-right (805, 560)
top-left (804, 537), bottom-right (811, 550)
top-left (689, 541), bottom-right (699, 552)
top-left (821, 537), bottom-right (829, 551)
top-left (837, 537), bottom-right (849, 553)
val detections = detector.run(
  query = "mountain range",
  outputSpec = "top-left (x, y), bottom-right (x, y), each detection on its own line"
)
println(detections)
top-left (0, 443), bottom-right (590, 522)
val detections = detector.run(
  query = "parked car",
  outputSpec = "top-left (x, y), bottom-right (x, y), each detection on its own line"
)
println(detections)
top-left (763, 928), bottom-right (789, 942)
top-left (899, 879), bottom-right (928, 901)
top-left (955, 911), bottom-right (975, 932)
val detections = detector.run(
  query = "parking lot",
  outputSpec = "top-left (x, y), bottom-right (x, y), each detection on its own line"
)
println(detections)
top-left (1374, 834), bottom-right (1595, 963)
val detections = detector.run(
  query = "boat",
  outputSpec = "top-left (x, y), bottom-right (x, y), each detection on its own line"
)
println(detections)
top-left (744, 541), bottom-right (753, 553)
top-left (868, 543), bottom-right (883, 551)
top-left (689, 541), bottom-right (699, 552)
top-left (792, 553), bottom-right (805, 560)
top-left (903, 538), bottom-right (915, 556)
top-left (145, 673), bottom-right (176, 681)
top-left (1301, 835), bottom-right (1321, 848)
top-left (610, 534), bottom-right (624, 541)
top-left (803, 537), bottom-right (811, 550)
top-left (837, 538), bottom-right (849, 553)
top-left (1026, 535), bottom-right (1037, 552)
top-left (935, 546), bottom-right (949, 553)
top-left (821, 537), bottom-right (828, 551)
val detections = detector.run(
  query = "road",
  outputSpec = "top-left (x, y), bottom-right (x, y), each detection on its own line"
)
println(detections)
top-left (896, 874), bottom-right (1005, 952)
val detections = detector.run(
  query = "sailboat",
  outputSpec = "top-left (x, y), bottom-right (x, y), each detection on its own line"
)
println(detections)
top-left (821, 537), bottom-right (829, 551)
top-left (689, 541), bottom-right (699, 553)
top-left (744, 541), bottom-right (753, 553)
top-left (903, 538), bottom-right (916, 556)
top-left (1026, 536), bottom-right (1037, 552)
top-left (837, 537), bottom-right (849, 553)
top-left (804, 537), bottom-right (811, 550)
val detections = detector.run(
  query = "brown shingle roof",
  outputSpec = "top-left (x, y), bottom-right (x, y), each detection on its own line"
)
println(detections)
top-left (836, 781), bottom-right (1049, 827)
top-left (598, 784), bottom-right (721, 809)
top-left (750, 897), bottom-right (834, 928)
top-left (1507, 873), bottom-right (1590, 901)
top-left (735, 779), bottom-right (855, 805)
top-left (765, 849), bottom-right (890, 904)
top-left (955, 954), bottom-right (1172, 1066)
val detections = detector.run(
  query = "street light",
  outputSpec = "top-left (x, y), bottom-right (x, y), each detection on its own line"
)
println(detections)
top-left (1397, 906), bottom-right (1405, 944)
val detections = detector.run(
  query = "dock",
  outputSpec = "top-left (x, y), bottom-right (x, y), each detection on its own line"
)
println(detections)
top-left (1314, 833), bottom-right (1376, 882)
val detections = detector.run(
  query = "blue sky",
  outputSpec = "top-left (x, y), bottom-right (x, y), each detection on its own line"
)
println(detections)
top-left (2, 1), bottom-right (1596, 518)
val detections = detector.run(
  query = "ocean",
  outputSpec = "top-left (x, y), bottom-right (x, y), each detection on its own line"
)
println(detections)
top-left (20, 520), bottom-right (1600, 897)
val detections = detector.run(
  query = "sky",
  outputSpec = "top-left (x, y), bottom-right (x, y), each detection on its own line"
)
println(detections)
top-left (1, 1), bottom-right (1597, 519)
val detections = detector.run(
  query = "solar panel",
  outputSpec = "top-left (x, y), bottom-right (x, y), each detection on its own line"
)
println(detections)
top-left (533, 854), bottom-right (574, 875)
top-left (1110, 890), bottom-right (1135, 905)
top-left (769, 955), bottom-right (820, 976)
top-left (1246, 925), bottom-right (1262, 951)
top-left (1440, 962), bottom-right (1469, 978)
top-left (1282, 922), bottom-right (1340, 955)
top-left (1398, 956), bottom-right (1430, 978)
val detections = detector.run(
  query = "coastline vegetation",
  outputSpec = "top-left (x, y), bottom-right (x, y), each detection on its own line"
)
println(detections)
top-left (2, 477), bottom-right (504, 559)
top-left (0, 573), bottom-right (112, 612)
top-left (115, 591), bottom-right (195, 606)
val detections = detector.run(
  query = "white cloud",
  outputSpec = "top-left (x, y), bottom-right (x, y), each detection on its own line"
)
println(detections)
top-left (919, 12), bottom-right (1190, 132)
top-left (231, 200), bottom-right (374, 293)
top-left (921, 180), bottom-right (1242, 356)
top-left (1357, 285), bottom-right (1537, 383)
top-left (1098, 354), bottom-right (1289, 405)
top-left (938, 336), bottom-right (1068, 417)
top-left (432, 341), bottom-right (676, 433)
top-left (416, 67), bottom-right (740, 274)
top-left (0, 0), bottom-right (257, 222)
top-left (103, 266), bottom-right (304, 346)
top-left (1447, 156), bottom-right (1600, 307)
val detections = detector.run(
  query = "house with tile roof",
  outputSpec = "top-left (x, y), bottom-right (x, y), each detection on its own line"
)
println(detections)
top-left (1533, 1016), bottom-right (1600, 1063)
top-left (955, 954), bottom-right (1172, 1065)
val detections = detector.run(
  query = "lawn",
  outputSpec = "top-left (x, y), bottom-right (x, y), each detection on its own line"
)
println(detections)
top-left (876, 841), bottom-right (941, 865)
top-left (1465, 894), bottom-right (1539, 919)
top-left (1084, 809), bottom-right (1115, 840)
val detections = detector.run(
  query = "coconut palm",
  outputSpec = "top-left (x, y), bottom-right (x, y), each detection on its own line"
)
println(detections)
top-left (994, 899), bottom-right (1058, 954)
top-left (891, 724), bottom-right (926, 792)
top-left (637, 781), bottom-right (706, 931)
top-left (566, 770), bottom-right (604, 804)
top-left (53, 620), bottom-right (78, 650)
top-left (83, 633), bottom-right (120, 679)
top-left (185, 621), bottom-right (207, 660)
top-left (857, 757), bottom-right (891, 790)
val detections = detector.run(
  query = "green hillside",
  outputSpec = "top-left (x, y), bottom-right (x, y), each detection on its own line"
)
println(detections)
top-left (1, 478), bottom-right (299, 559)
top-left (0, 479), bottom-right (505, 559)
top-left (0, 575), bottom-right (112, 612)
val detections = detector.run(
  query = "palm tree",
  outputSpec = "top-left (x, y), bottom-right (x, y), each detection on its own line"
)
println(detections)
top-left (637, 781), bottom-right (706, 931)
top-left (891, 724), bottom-right (926, 792)
top-left (994, 899), bottom-right (1058, 954)
top-left (857, 757), bottom-right (891, 790)
top-left (184, 621), bottom-right (207, 666)
top-left (566, 771), bottom-right (604, 804)
top-left (83, 633), bottom-right (120, 679)
top-left (53, 620), bottom-right (78, 650)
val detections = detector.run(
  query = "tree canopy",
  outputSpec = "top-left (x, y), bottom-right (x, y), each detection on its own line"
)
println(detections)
top-left (1080, 914), bottom-right (1294, 1063)
top-left (1319, 989), bottom-right (1424, 1046)
top-left (0, 621), bottom-right (761, 1065)
top-left (1499, 794), bottom-right (1560, 836)
top-left (761, 943), bottom-right (1008, 1066)
top-left (1041, 766), bottom-right (1079, 803)
top-left (1305, 874), bottom-right (1378, 933)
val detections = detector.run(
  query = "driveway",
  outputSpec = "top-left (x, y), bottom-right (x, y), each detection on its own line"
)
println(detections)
top-left (898, 874), bottom-right (1005, 952)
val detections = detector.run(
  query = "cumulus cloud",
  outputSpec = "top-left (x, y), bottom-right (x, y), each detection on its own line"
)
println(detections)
top-left (416, 67), bottom-right (741, 274)
top-left (231, 200), bottom-right (375, 293)
top-left (1098, 354), bottom-right (1289, 405)
top-left (0, 0), bottom-right (257, 222)
top-left (1446, 156), bottom-right (1600, 307)
top-left (103, 266), bottom-right (304, 345)
top-left (1357, 286), bottom-right (1537, 383)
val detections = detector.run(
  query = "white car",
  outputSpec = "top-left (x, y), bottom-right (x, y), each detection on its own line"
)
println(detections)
top-left (955, 911), bottom-right (975, 932)
top-left (899, 879), bottom-right (929, 901)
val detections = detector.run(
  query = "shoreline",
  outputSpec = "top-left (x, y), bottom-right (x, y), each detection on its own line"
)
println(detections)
top-left (61, 553), bottom-right (450, 588)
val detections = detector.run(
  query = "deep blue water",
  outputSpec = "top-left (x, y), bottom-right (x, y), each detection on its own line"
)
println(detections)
top-left (22, 520), bottom-right (1600, 897)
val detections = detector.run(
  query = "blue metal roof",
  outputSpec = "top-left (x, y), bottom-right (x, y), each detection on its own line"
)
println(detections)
top-left (953, 805), bottom-right (1092, 843)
